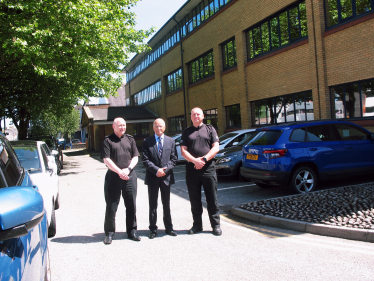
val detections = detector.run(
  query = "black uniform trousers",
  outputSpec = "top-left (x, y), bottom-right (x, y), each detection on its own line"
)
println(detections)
top-left (148, 180), bottom-right (173, 231)
top-left (104, 170), bottom-right (137, 236)
top-left (185, 161), bottom-right (220, 228)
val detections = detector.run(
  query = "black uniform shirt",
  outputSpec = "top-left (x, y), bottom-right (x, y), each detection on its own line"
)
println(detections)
top-left (101, 133), bottom-right (140, 169)
top-left (180, 124), bottom-right (219, 158)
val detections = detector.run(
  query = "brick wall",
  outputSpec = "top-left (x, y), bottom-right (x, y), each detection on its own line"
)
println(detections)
top-left (124, 0), bottom-right (374, 132)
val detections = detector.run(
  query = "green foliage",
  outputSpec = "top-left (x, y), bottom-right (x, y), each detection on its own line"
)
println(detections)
top-left (0, 0), bottom-right (154, 139)
top-left (29, 107), bottom-right (81, 137)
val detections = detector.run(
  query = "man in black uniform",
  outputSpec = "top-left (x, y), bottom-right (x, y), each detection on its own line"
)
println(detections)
top-left (101, 117), bottom-right (140, 244)
top-left (180, 107), bottom-right (222, 236)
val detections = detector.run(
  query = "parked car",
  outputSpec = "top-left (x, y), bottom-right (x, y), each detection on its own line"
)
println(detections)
top-left (72, 139), bottom-right (82, 144)
top-left (240, 120), bottom-right (374, 194)
top-left (171, 133), bottom-right (185, 162)
top-left (0, 134), bottom-right (50, 280)
top-left (218, 129), bottom-right (256, 150)
top-left (11, 140), bottom-right (60, 237)
top-left (29, 135), bottom-right (63, 173)
top-left (172, 129), bottom-right (254, 162)
top-left (215, 129), bottom-right (256, 178)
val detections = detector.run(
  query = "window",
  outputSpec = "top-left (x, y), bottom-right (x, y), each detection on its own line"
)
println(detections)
top-left (126, 0), bottom-right (234, 82)
top-left (0, 138), bottom-right (22, 188)
top-left (330, 78), bottom-right (374, 119)
top-left (247, 1), bottom-right (308, 60)
top-left (166, 69), bottom-right (183, 93)
top-left (133, 123), bottom-right (150, 137)
top-left (169, 115), bottom-right (186, 132)
top-left (203, 108), bottom-right (218, 130)
top-left (290, 128), bottom-right (307, 142)
top-left (306, 125), bottom-right (335, 142)
top-left (334, 123), bottom-right (369, 140)
top-left (132, 81), bottom-right (161, 106)
top-left (325, 0), bottom-right (373, 28)
top-left (252, 91), bottom-right (314, 126)
top-left (189, 51), bottom-right (214, 84)
top-left (226, 104), bottom-right (241, 127)
top-left (222, 38), bottom-right (237, 70)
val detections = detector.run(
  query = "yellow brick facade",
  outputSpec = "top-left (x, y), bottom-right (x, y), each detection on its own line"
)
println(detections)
top-left (124, 0), bottom-right (374, 135)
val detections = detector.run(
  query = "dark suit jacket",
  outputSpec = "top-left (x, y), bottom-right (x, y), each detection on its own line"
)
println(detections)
top-left (142, 135), bottom-right (178, 186)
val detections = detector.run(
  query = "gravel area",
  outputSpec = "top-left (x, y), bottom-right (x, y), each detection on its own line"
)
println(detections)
top-left (240, 183), bottom-right (374, 230)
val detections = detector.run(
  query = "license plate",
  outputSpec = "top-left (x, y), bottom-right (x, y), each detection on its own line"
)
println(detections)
top-left (246, 154), bottom-right (258, 160)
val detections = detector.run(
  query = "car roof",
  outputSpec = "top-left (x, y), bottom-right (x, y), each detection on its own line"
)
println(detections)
top-left (224, 128), bottom-right (257, 134)
top-left (254, 120), bottom-right (362, 131)
top-left (10, 140), bottom-right (43, 147)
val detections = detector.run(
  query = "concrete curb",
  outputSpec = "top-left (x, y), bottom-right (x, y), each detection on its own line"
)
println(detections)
top-left (231, 206), bottom-right (374, 243)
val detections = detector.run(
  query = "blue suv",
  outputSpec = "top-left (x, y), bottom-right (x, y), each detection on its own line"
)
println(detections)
top-left (240, 120), bottom-right (374, 193)
top-left (0, 134), bottom-right (50, 280)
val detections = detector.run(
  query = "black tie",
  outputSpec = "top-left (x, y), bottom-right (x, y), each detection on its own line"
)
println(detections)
top-left (158, 136), bottom-right (163, 156)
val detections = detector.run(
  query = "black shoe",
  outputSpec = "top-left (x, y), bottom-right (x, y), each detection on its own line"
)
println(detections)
top-left (149, 230), bottom-right (157, 239)
top-left (104, 232), bottom-right (114, 244)
top-left (128, 232), bottom-right (141, 241)
top-left (165, 229), bottom-right (177, 236)
top-left (213, 225), bottom-right (222, 236)
top-left (188, 226), bottom-right (203, 235)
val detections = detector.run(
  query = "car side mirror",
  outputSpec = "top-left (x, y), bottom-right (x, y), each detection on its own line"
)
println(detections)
top-left (51, 150), bottom-right (59, 156)
top-left (0, 186), bottom-right (45, 241)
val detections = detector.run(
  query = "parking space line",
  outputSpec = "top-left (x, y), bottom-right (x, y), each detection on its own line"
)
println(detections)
top-left (202, 183), bottom-right (257, 193)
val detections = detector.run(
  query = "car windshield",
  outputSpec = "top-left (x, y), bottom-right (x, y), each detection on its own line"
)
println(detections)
top-left (219, 133), bottom-right (237, 144)
top-left (237, 132), bottom-right (256, 146)
top-left (246, 130), bottom-right (282, 145)
top-left (13, 147), bottom-right (42, 173)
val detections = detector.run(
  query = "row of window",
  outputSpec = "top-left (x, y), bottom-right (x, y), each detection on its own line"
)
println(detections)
top-left (247, 1), bottom-right (308, 59)
top-left (132, 81), bottom-right (161, 106)
top-left (330, 78), bottom-right (374, 119)
top-left (126, 0), bottom-right (233, 82)
top-left (127, 0), bottom-right (372, 82)
top-left (325, 0), bottom-right (373, 27)
top-left (251, 91), bottom-right (314, 126)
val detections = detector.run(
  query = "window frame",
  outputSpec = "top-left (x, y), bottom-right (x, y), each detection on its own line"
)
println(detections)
top-left (132, 80), bottom-right (162, 106)
top-left (166, 68), bottom-right (183, 94)
top-left (169, 115), bottom-right (186, 132)
top-left (188, 50), bottom-right (215, 84)
top-left (251, 91), bottom-right (314, 126)
top-left (133, 123), bottom-right (150, 137)
top-left (221, 37), bottom-right (237, 70)
top-left (330, 78), bottom-right (374, 119)
top-left (225, 104), bottom-right (241, 128)
top-left (246, 1), bottom-right (308, 61)
top-left (324, 0), bottom-right (374, 29)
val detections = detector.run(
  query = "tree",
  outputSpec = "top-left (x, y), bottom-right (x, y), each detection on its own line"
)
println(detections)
top-left (0, 0), bottom-right (154, 139)
top-left (29, 107), bottom-right (81, 138)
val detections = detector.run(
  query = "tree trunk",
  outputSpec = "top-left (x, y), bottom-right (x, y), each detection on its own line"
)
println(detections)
top-left (15, 107), bottom-right (30, 140)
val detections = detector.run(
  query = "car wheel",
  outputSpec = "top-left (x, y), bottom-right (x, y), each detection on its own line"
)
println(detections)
top-left (54, 194), bottom-right (60, 210)
top-left (255, 183), bottom-right (273, 188)
top-left (290, 166), bottom-right (317, 194)
top-left (48, 205), bottom-right (56, 238)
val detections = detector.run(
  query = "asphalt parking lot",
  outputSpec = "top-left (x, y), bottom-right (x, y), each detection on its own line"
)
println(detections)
top-left (49, 149), bottom-right (374, 281)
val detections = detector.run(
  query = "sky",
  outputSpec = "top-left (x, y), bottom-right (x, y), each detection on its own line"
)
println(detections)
top-left (130, 0), bottom-right (187, 37)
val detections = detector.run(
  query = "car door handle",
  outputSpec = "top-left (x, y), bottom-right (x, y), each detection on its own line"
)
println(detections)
top-left (309, 148), bottom-right (318, 151)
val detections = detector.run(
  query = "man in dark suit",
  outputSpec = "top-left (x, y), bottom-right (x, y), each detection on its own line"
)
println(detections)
top-left (142, 118), bottom-right (178, 239)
